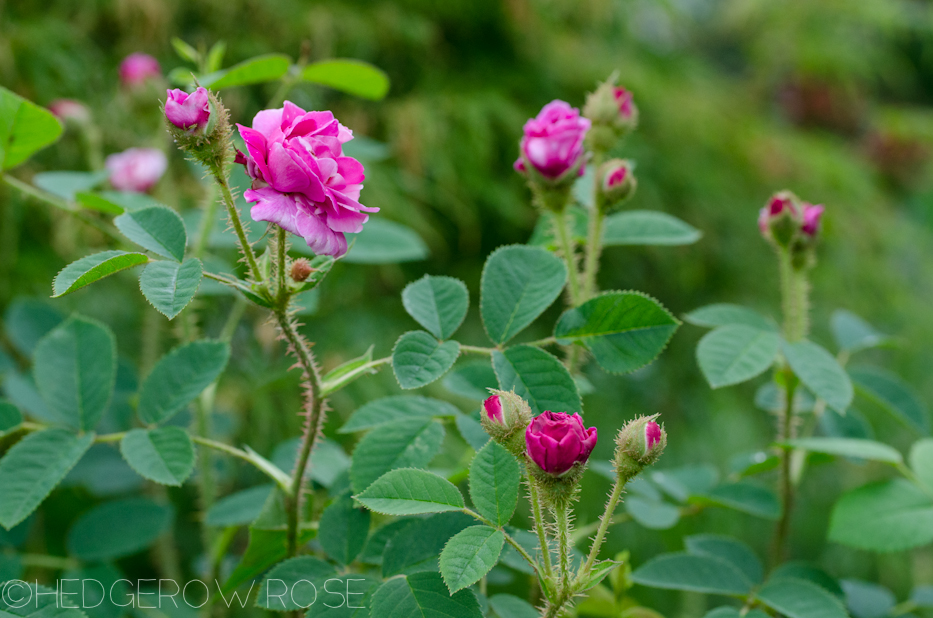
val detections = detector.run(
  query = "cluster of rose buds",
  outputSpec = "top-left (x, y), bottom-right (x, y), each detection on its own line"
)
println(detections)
top-left (758, 191), bottom-right (825, 260)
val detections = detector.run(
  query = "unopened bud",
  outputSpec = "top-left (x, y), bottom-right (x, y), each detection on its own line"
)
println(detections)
top-left (597, 159), bottom-right (637, 211)
top-left (584, 77), bottom-right (639, 153)
top-left (480, 390), bottom-right (532, 457)
top-left (483, 395), bottom-right (504, 425)
top-left (290, 258), bottom-right (314, 282)
top-left (164, 88), bottom-right (231, 169)
top-left (614, 414), bottom-right (667, 483)
top-left (758, 191), bottom-right (801, 247)
top-left (165, 87), bottom-right (212, 134)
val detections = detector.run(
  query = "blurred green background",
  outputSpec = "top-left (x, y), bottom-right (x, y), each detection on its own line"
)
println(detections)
top-left (3, 0), bottom-right (933, 614)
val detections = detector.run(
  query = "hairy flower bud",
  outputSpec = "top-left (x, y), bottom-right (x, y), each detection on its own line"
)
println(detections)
top-left (290, 258), bottom-right (314, 282)
top-left (526, 411), bottom-right (597, 476)
top-left (165, 88), bottom-right (232, 171)
top-left (597, 159), bottom-right (637, 211)
top-left (584, 77), bottom-right (639, 153)
top-left (481, 390), bottom-right (532, 457)
top-left (614, 414), bottom-right (667, 482)
top-left (165, 87), bottom-right (212, 134)
top-left (758, 191), bottom-right (802, 247)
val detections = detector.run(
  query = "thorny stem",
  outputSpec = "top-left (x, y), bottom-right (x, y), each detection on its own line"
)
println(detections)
top-left (581, 208), bottom-right (604, 302)
top-left (526, 472), bottom-right (554, 579)
top-left (209, 165), bottom-right (262, 283)
top-left (778, 250), bottom-right (809, 343)
top-left (553, 209), bottom-right (583, 306)
top-left (556, 502), bottom-right (572, 592)
top-left (276, 227), bottom-right (288, 301)
top-left (581, 476), bottom-right (624, 575)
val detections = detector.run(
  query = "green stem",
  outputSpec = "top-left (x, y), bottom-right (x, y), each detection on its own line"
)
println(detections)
top-left (527, 474), bottom-right (554, 578)
top-left (581, 209), bottom-right (604, 302)
top-left (209, 165), bottom-right (262, 282)
top-left (778, 251), bottom-right (809, 342)
top-left (554, 210), bottom-right (583, 305)
top-left (556, 502), bottom-right (572, 592)
top-left (276, 226), bottom-right (288, 303)
top-left (771, 369), bottom-right (798, 566)
top-left (18, 554), bottom-right (81, 571)
top-left (580, 476), bottom-right (624, 576)
top-left (460, 345), bottom-right (494, 356)
top-left (526, 337), bottom-right (558, 348)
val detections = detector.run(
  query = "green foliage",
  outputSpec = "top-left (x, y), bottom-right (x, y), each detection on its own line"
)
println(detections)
top-left (782, 339), bottom-right (854, 414)
top-left (119, 427), bottom-right (196, 486)
top-left (631, 552), bottom-right (752, 595)
top-left (137, 340), bottom-right (230, 424)
top-left (340, 395), bottom-right (459, 433)
top-left (255, 556), bottom-right (337, 611)
top-left (683, 535), bottom-right (763, 585)
top-left (831, 310), bottom-right (890, 354)
top-left (849, 366), bottom-right (930, 434)
top-left (370, 571), bottom-right (483, 618)
top-left (52, 251), bottom-right (149, 297)
top-left (492, 345), bottom-right (581, 414)
top-left (114, 205), bottom-right (188, 261)
top-left (319, 495), bottom-right (371, 565)
top-left (829, 479), bottom-right (933, 552)
top-left (66, 498), bottom-right (173, 560)
top-left (784, 437), bottom-right (903, 464)
top-left (354, 468), bottom-right (465, 515)
top-left (468, 441), bottom-right (520, 527)
top-left (685, 304), bottom-right (776, 331)
top-left (349, 418), bottom-right (444, 493)
top-left (401, 275), bottom-right (469, 340)
top-left (697, 325), bottom-right (779, 388)
top-left (139, 258), bottom-right (203, 319)
top-left (204, 484), bottom-right (272, 527)
top-left (381, 512), bottom-right (472, 577)
top-left (391, 331), bottom-right (460, 389)
top-left (0, 85), bottom-right (62, 169)
top-left (439, 525), bottom-right (504, 593)
top-left (301, 59), bottom-right (390, 100)
top-left (201, 53), bottom-right (291, 89)
top-left (33, 170), bottom-right (108, 200)
top-left (755, 579), bottom-right (849, 618)
top-left (602, 211), bottom-right (702, 246)
top-left (342, 219), bottom-right (429, 264)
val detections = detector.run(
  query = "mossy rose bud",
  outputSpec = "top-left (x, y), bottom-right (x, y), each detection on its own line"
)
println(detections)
top-left (584, 77), bottom-right (639, 152)
top-left (598, 159), bottom-right (637, 210)
top-left (526, 411), bottom-right (597, 476)
top-left (290, 258), bottom-right (314, 282)
top-left (481, 390), bottom-right (532, 456)
top-left (614, 414), bottom-right (667, 482)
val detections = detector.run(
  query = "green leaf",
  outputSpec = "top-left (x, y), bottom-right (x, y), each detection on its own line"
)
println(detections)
top-left (171, 37), bottom-right (199, 63)
top-left (771, 563), bottom-right (845, 599)
top-left (382, 512), bottom-right (472, 576)
top-left (469, 441), bottom-right (520, 527)
top-left (139, 258), bottom-right (203, 319)
top-left (33, 316), bottom-right (116, 431)
top-left (602, 210), bottom-right (702, 246)
top-left (119, 427), bottom-right (196, 486)
top-left (137, 340), bottom-right (230, 424)
top-left (650, 464), bottom-right (720, 502)
top-left (343, 219), bottom-right (428, 264)
top-left (301, 58), bottom-right (390, 100)
top-left (443, 362), bottom-right (498, 401)
top-left (67, 497), bottom-right (172, 560)
top-left (0, 401), bottom-right (22, 434)
top-left (697, 325), bottom-right (780, 388)
top-left (756, 579), bottom-right (849, 618)
top-left (783, 339), bottom-right (854, 414)
top-left (0, 86), bottom-right (63, 170)
top-left (76, 190), bottom-right (164, 214)
top-left (0, 429), bottom-right (94, 529)
top-left (555, 291), bottom-right (680, 374)
top-left (402, 275), bottom-right (470, 340)
top-left (456, 413), bottom-right (490, 451)
top-left (783, 437), bottom-right (903, 465)
top-left (319, 495), bottom-right (371, 565)
top-left (849, 366), bottom-right (929, 434)
top-left (492, 345), bottom-right (581, 415)
top-left (480, 245), bottom-right (566, 344)
top-left (625, 496), bottom-right (681, 530)
top-left (307, 575), bottom-right (380, 618)
top-left (370, 572), bottom-right (483, 618)
top-left (3, 297), bottom-right (63, 355)
top-left (360, 518), bottom-right (419, 565)
top-left (33, 170), bottom-right (109, 200)
top-left (222, 524), bottom-right (316, 594)
top-left (829, 479), bottom-right (933, 552)
top-left (114, 205), bottom-right (188, 261)
top-left (831, 310), bottom-right (890, 354)
top-left (354, 468), bottom-right (465, 516)
top-left (631, 552), bottom-right (752, 595)
top-left (350, 419), bottom-right (444, 493)
top-left (440, 525), bottom-right (505, 593)
top-left (685, 534), bottom-right (763, 584)
top-left (488, 594), bottom-right (539, 618)
top-left (205, 485), bottom-right (273, 527)
top-left (699, 482), bottom-right (781, 520)
top-left (910, 439), bottom-right (933, 490)
top-left (392, 332), bottom-right (460, 390)
top-left (840, 580), bottom-right (895, 618)
top-left (255, 556), bottom-right (337, 611)
top-left (340, 395), bottom-right (460, 433)
top-left (320, 346), bottom-right (378, 397)
top-left (52, 250), bottom-right (149, 297)
top-left (684, 303), bottom-right (775, 330)
top-left (202, 53), bottom-right (291, 89)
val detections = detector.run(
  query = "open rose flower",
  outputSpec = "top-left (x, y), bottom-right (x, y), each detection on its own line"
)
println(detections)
top-left (526, 411), bottom-right (597, 476)
top-left (105, 148), bottom-right (167, 193)
top-left (515, 100), bottom-right (591, 179)
top-left (236, 102), bottom-right (377, 257)
top-left (119, 53), bottom-right (161, 87)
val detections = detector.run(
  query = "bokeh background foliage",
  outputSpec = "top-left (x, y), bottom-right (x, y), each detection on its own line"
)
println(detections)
top-left (2, 0), bottom-right (933, 615)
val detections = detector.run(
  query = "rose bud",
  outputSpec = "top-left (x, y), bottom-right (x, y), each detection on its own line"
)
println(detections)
top-left (105, 148), bottom-right (167, 193)
top-left (481, 390), bottom-right (532, 456)
top-left (290, 258), bottom-right (314, 282)
top-left (801, 203), bottom-right (825, 237)
top-left (597, 158), bottom-right (637, 210)
top-left (165, 87), bottom-right (212, 134)
top-left (515, 100), bottom-right (591, 184)
top-left (48, 99), bottom-right (91, 124)
top-left (119, 53), bottom-right (161, 87)
top-left (758, 191), bottom-right (802, 247)
top-left (583, 77), bottom-right (639, 152)
top-left (525, 411), bottom-right (597, 477)
top-left (614, 414), bottom-right (667, 482)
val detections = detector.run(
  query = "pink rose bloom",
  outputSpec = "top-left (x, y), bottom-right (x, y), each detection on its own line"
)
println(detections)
top-left (526, 411), bottom-right (597, 475)
top-left (48, 99), bottom-right (91, 123)
top-left (484, 395), bottom-right (504, 425)
top-left (119, 53), bottom-right (161, 87)
top-left (514, 100), bottom-right (591, 179)
top-left (236, 101), bottom-right (377, 257)
top-left (165, 87), bottom-right (211, 132)
top-left (106, 148), bottom-right (167, 193)
top-left (613, 87), bottom-right (635, 119)
top-left (801, 203), bottom-right (825, 236)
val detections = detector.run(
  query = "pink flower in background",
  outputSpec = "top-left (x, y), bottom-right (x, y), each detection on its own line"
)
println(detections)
top-left (526, 411), bottom-right (597, 475)
top-left (515, 100), bottom-right (591, 179)
top-left (165, 88), bottom-right (211, 132)
top-left (801, 203), bottom-right (825, 236)
top-left (236, 101), bottom-right (376, 257)
top-left (484, 395), bottom-right (504, 425)
top-left (106, 148), bottom-right (167, 193)
top-left (119, 53), bottom-right (161, 87)
top-left (613, 87), bottom-right (635, 119)
top-left (48, 99), bottom-right (90, 123)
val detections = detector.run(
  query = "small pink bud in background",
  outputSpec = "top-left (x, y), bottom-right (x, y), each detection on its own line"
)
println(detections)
top-left (484, 395), bottom-right (504, 425)
top-left (165, 87), bottom-right (211, 133)
top-left (605, 165), bottom-right (627, 188)
top-left (645, 420), bottom-right (662, 450)
top-left (801, 203), bottom-right (825, 236)
top-left (525, 411), bottom-right (597, 476)
top-left (613, 87), bottom-right (635, 119)
top-left (119, 53), bottom-right (161, 87)
top-left (759, 191), bottom-right (802, 246)
top-left (614, 414), bottom-right (666, 481)
top-left (105, 148), bottom-right (167, 193)
top-left (48, 99), bottom-right (91, 124)
top-left (515, 100), bottom-right (590, 180)
top-left (597, 159), bottom-right (637, 210)
top-left (583, 77), bottom-right (639, 152)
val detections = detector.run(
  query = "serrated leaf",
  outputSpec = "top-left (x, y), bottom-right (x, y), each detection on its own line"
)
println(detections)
top-left (783, 437), bottom-right (902, 465)
top-left (756, 578), bottom-right (849, 618)
top-left (469, 441), bottom-right (520, 527)
top-left (307, 575), bottom-right (380, 618)
top-left (78, 190), bottom-right (163, 213)
top-left (343, 219), bottom-right (428, 264)
top-left (480, 244), bottom-right (567, 344)
top-left (831, 310), bottom-right (889, 354)
top-left (201, 53), bottom-right (291, 89)
top-left (625, 496), bottom-right (681, 530)
top-left (684, 303), bottom-right (776, 330)
top-left (255, 556), bottom-right (337, 611)
top-left (602, 210), bottom-right (702, 246)
top-left (119, 427), bottom-right (195, 486)
top-left (3, 297), bottom-right (63, 356)
top-left (443, 362), bottom-right (498, 401)
top-left (0, 429), bottom-right (94, 529)
top-left (555, 291), bottom-right (679, 374)
top-left (392, 331), bottom-right (460, 390)
top-left (350, 419), bottom-right (444, 493)
top-left (354, 468), bottom-right (465, 516)
top-left (492, 345), bottom-right (581, 415)
top-left (580, 560), bottom-right (622, 592)
top-left (33, 316), bottom-right (115, 431)
top-left (0, 86), bottom-right (63, 169)
top-left (222, 524), bottom-right (316, 594)
top-left (440, 525), bottom-right (504, 593)
top-left (340, 395), bottom-right (460, 433)
top-left (402, 275), bottom-right (469, 340)
top-left (685, 534), bottom-right (763, 584)
top-left (849, 366), bottom-right (929, 434)
top-left (319, 495), bottom-right (371, 565)
top-left (115, 205), bottom-right (188, 261)
top-left (631, 552), bottom-right (752, 595)
top-left (301, 59), bottom-right (390, 100)
top-left (52, 250), bottom-right (149, 296)
top-left (382, 512), bottom-right (472, 577)
top-left (137, 340), bottom-right (230, 424)
top-left (359, 518), bottom-right (419, 565)
top-left (67, 498), bottom-right (172, 560)
top-left (205, 485), bottom-right (273, 527)
top-left (829, 479), bottom-right (933, 552)
top-left (320, 346), bottom-right (376, 397)
top-left (370, 571), bottom-right (483, 618)
top-left (783, 339), bottom-right (853, 414)
top-left (697, 325), bottom-right (779, 388)
top-left (139, 258), bottom-right (203, 319)
top-left (698, 482), bottom-right (780, 519)
top-left (911, 439), bottom-right (933, 490)
top-left (771, 563), bottom-right (845, 599)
